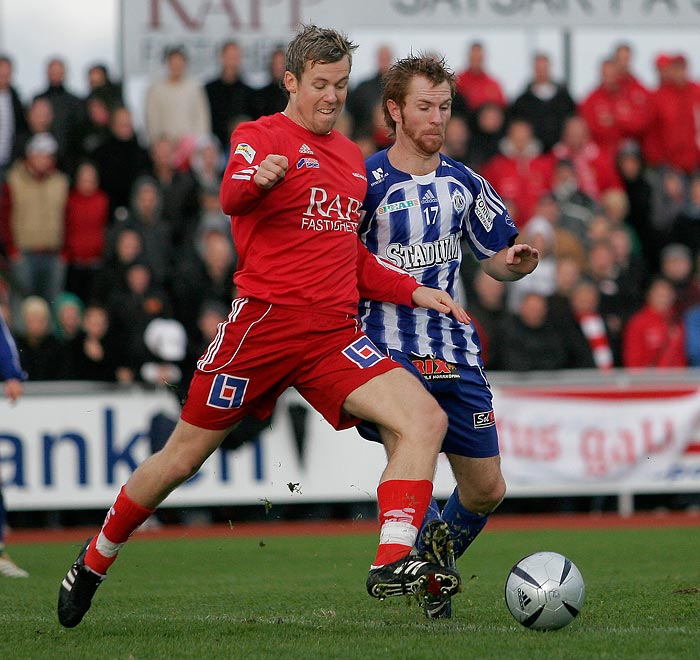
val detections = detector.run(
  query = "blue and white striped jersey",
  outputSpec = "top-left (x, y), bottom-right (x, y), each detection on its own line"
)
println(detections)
top-left (359, 149), bottom-right (518, 367)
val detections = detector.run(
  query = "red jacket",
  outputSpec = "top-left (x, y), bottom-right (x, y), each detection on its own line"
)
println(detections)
top-left (578, 83), bottom-right (651, 156)
top-left (455, 69), bottom-right (506, 111)
top-left (622, 306), bottom-right (686, 367)
top-left (480, 152), bottom-right (554, 226)
top-left (643, 81), bottom-right (700, 174)
top-left (64, 189), bottom-right (109, 264)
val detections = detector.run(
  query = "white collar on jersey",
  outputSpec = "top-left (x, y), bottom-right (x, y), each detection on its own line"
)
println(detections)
top-left (410, 170), bottom-right (437, 184)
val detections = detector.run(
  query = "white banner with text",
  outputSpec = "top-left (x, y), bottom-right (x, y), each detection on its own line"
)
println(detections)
top-left (2, 382), bottom-right (700, 510)
top-left (120, 0), bottom-right (700, 81)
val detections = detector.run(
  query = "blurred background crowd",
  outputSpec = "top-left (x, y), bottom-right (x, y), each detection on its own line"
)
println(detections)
top-left (2, 38), bottom-right (700, 400)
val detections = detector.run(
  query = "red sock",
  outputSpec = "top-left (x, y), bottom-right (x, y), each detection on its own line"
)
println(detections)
top-left (84, 486), bottom-right (155, 575)
top-left (373, 479), bottom-right (432, 567)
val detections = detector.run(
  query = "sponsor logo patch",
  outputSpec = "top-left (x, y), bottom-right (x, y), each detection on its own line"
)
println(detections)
top-left (377, 198), bottom-right (420, 215)
top-left (370, 167), bottom-right (388, 186)
top-left (474, 193), bottom-right (494, 231)
top-left (473, 410), bottom-right (496, 429)
top-left (207, 373), bottom-right (249, 409)
top-left (342, 336), bottom-right (386, 368)
top-left (234, 143), bottom-right (255, 164)
top-left (352, 171), bottom-right (367, 181)
top-left (411, 358), bottom-right (460, 380)
top-left (421, 189), bottom-right (437, 204)
top-left (385, 233), bottom-right (460, 270)
top-left (296, 157), bottom-right (320, 169)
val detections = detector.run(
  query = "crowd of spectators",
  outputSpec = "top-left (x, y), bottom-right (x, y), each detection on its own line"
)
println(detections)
top-left (2, 38), bottom-right (700, 394)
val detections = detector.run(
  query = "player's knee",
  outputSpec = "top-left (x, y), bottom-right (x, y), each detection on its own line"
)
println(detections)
top-left (416, 400), bottom-right (448, 448)
top-left (158, 445), bottom-right (206, 485)
top-left (472, 478), bottom-right (506, 513)
top-left (434, 405), bottom-right (449, 441)
top-left (487, 480), bottom-right (506, 513)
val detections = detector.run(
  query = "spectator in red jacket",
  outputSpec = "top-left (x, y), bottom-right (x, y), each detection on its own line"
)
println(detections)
top-left (623, 277), bottom-right (686, 368)
top-left (552, 115), bottom-right (622, 201)
top-left (455, 41), bottom-right (506, 115)
top-left (64, 161), bottom-right (109, 303)
top-left (643, 53), bottom-right (700, 175)
top-left (612, 42), bottom-right (651, 99)
top-left (579, 57), bottom-right (651, 159)
top-left (480, 118), bottom-right (554, 227)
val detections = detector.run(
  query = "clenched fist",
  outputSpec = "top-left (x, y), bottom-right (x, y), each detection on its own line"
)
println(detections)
top-left (254, 154), bottom-right (289, 189)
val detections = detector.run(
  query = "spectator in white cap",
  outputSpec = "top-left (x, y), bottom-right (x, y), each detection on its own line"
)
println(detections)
top-left (0, 131), bottom-right (69, 303)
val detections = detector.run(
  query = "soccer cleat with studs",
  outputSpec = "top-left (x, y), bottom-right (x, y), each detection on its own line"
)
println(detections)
top-left (366, 553), bottom-right (460, 601)
top-left (57, 538), bottom-right (106, 628)
top-left (416, 520), bottom-right (456, 619)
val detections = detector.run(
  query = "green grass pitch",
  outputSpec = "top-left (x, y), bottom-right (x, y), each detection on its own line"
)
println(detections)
top-left (1, 525), bottom-right (699, 660)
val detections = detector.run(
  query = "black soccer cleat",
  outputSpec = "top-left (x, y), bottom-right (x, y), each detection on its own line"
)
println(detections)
top-left (57, 538), bottom-right (106, 628)
top-left (366, 552), bottom-right (460, 601)
top-left (417, 520), bottom-right (456, 619)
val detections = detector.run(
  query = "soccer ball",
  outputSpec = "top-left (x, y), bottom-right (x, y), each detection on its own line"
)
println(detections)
top-left (504, 551), bottom-right (585, 631)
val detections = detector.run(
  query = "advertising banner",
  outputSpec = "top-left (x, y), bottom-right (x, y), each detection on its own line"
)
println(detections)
top-left (120, 0), bottom-right (700, 81)
top-left (495, 385), bottom-right (700, 494)
top-left (2, 383), bottom-right (700, 510)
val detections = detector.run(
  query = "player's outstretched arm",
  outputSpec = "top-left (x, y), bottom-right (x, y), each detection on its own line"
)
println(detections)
top-left (481, 243), bottom-right (539, 282)
top-left (411, 287), bottom-right (471, 325)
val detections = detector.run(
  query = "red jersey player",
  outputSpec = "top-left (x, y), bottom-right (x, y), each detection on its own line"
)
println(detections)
top-left (57, 25), bottom-right (466, 628)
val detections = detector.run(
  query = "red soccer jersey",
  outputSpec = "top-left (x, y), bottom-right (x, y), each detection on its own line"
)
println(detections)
top-left (220, 113), bottom-right (418, 316)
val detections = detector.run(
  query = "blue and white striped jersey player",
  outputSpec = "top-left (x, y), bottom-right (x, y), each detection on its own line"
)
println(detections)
top-left (358, 54), bottom-right (539, 618)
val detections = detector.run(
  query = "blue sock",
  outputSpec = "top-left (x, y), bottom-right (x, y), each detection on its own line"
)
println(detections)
top-left (442, 487), bottom-right (489, 560)
top-left (414, 497), bottom-right (442, 554)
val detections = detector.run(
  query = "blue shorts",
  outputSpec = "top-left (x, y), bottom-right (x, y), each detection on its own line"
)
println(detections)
top-left (357, 350), bottom-right (500, 458)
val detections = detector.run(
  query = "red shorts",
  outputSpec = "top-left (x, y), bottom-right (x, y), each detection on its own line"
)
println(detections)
top-left (181, 298), bottom-right (401, 431)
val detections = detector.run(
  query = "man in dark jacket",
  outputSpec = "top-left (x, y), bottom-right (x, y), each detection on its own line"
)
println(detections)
top-left (204, 41), bottom-right (254, 152)
top-left (34, 57), bottom-right (85, 162)
top-left (509, 52), bottom-right (576, 153)
top-left (0, 55), bottom-right (28, 183)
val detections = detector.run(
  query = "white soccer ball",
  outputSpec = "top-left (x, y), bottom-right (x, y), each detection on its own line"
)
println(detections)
top-left (504, 551), bottom-right (585, 631)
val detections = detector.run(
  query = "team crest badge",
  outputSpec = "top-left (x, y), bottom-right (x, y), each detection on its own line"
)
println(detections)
top-left (451, 189), bottom-right (466, 213)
